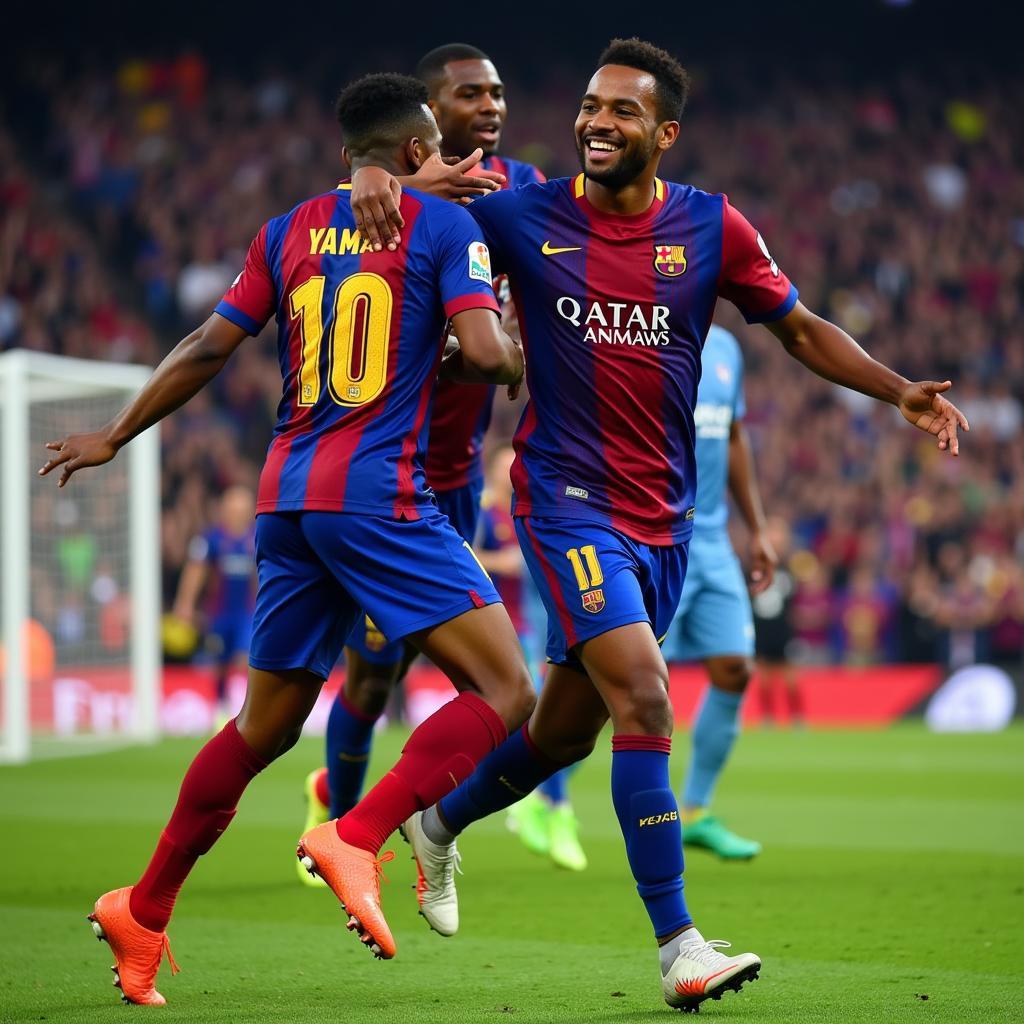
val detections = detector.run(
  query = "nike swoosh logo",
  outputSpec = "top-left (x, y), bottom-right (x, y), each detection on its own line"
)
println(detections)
top-left (541, 241), bottom-right (583, 256)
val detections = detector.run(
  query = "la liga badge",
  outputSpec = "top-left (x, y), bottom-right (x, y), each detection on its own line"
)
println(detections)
top-left (468, 242), bottom-right (492, 284)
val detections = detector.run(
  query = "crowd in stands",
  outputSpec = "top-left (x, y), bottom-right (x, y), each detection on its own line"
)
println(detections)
top-left (3, 52), bottom-right (1022, 670)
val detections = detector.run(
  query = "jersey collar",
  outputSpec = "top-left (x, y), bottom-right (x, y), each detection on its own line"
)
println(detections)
top-left (571, 173), bottom-right (665, 225)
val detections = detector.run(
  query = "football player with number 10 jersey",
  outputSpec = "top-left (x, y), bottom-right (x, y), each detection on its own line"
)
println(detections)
top-left (42, 73), bottom-right (535, 1005)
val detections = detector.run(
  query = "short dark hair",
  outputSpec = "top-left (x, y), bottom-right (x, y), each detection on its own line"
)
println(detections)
top-left (597, 38), bottom-right (690, 122)
top-left (416, 43), bottom-right (491, 93)
top-left (334, 73), bottom-right (433, 157)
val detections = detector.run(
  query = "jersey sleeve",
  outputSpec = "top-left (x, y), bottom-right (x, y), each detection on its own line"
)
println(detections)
top-left (432, 204), bottom-right (502, 319)
top-left (214, 223), bottom-right (276, 335)
top-left (717, 198), bottom-right (798, 324)
top-left (477, 508), bottom-right (500, 551)
top-left (188, 531), bottom-right (215, 564)
top-left (465, 188), bottom-right (521, 276)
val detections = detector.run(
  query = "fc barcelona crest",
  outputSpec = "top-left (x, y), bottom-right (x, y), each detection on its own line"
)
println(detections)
top-left (582, 589), bottom-right (606, 614)
top-left (654, 244), bottom-right (687, 277)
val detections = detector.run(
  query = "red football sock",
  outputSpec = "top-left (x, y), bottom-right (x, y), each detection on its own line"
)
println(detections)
top-left (129, 719), bottom-right (267, 932)
top-left (336, 691), bottom-right (506, 853)
top-left (314, 767), bottom-right (331, 809)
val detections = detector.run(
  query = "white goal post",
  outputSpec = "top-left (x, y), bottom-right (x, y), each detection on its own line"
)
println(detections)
top-left (0, 350), bottom-right (160, 762)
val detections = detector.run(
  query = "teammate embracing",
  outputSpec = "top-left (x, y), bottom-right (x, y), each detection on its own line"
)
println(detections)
top-left (42, 73), bottom-right (534, 1005)
top-left (352, 37), bottom-right (967, 1011)
top-left (301, 44), bottom-right (546, 867)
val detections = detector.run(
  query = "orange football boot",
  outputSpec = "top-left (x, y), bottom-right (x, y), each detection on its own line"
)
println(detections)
top-left (87, 886), bottom-right (179, 1006)
top-left (296, 821), bottom-right (396, 959)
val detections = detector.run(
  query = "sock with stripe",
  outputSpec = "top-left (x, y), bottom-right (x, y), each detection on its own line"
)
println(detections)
top-left (130, 719), bottom-right (267, 932)
top-left (682, 686), bottom-right (743, 812)
top-left (611, 734), bottom-right (691, 940)
top-left (336, 691), bottom-right (507, 854)
top-left (325, 689), bottom-right (380, 818)
top-left (424, 723), bottom-right (565, 842)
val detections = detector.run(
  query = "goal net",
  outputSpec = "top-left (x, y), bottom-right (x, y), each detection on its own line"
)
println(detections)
top-left (0, 350), bottom-right (160, 761)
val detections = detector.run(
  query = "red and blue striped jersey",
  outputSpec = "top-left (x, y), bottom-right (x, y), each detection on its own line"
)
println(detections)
top-left (214, 184), bottom-right (500, 517)
top-left (467, 174), bottom-right (798, 546)
top-left (424, 156), bottom-right (545, 493)
top-left (187, 525), bottom-right (256, 617)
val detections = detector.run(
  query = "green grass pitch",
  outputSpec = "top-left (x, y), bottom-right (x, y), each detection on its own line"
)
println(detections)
top-left (1, 724), bottom-right (1021, 1023)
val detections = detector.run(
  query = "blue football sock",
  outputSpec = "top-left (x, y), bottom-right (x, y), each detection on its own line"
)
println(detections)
top-left (538, 762), bottom-right (579, 804)
top-left (611, 735), bottom-right (691, 939)
top-left (683, 686), bottom-right (743, 810)
top-left (325, 691), bottom-right (379, 818)
top-left (438, 724), bottom-right (561, 836)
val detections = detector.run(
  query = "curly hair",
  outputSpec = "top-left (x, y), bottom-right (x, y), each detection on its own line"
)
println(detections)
top-left (597, 38), bottom-right (691, 122)
top-left (334, 73), bottom-right (433, 157)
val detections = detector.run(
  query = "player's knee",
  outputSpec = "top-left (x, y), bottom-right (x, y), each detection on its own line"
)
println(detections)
top-left (485, 664), bottom-right (536, 731)
top-left (710, 657), bottom-right (753, 694)
top-left (348, 673), bottom-right (394, 718)
top-left (559, 730), bottom-right (599, 764)
top-left (274, 725), bottom-right (304, 760)
top-left (614, 669), bottom-right (673, 736)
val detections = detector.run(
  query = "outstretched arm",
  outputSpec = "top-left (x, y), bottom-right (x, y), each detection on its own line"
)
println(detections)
top-left (39, 313), bottom-right (248, 487)
top-left (727, 420), bottom-right (776, 594)
top-left (765, 301), bottom-right (969, 455)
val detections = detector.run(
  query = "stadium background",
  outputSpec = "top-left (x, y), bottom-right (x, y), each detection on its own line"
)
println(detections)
top-left (1, 4), bottom-right (1022, 1023)
top-left (2, 0), bottom-right (1021, 733)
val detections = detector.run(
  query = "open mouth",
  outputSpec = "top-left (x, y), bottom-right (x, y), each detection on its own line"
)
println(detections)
top-left (584, 136), bottom-right (623, 162)
top-left (473, 122), bottom-right (501, 142)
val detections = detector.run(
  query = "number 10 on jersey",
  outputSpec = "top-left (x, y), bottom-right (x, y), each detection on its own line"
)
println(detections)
top-left (289, 273), bottom-right (393, 408)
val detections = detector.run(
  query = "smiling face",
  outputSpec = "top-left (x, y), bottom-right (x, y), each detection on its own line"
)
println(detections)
top-left (575, 64), bottom-right (676, 190)
top-left (430, 58), bottom-right (507, 158)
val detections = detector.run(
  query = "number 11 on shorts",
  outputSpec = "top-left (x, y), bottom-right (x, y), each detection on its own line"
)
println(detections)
top-left (566, 545), bottom-right (604, 591)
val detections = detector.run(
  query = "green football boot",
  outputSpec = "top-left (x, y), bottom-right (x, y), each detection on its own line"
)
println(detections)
top-left (506, 792), bottom-right (551, 856)
top-left (683, 814), bottom-right (762, 861)
top-left (297, 769), bottom-right (329, 887)
top-left (548, 804), bottom-right (587, 871)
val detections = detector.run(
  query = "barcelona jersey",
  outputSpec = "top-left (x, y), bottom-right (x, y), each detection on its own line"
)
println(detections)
top-left (187, 526), bottom-right (256, 618)
top-left (467, 174), bottom-right (798, 546)
top-left (424, 156), bottom-right (545, 493)
top-left (214, 185), bottom-right (499, 518)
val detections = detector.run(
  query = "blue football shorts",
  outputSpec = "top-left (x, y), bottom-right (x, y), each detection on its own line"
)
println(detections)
top-left (660, 530), bottom-right (755, 662)
top-left (515, 516), bottom-right (689, 669)
top-left (249, 506), bottom-right (498, 679)
top-left (343, 478), bottom-right (485, 665)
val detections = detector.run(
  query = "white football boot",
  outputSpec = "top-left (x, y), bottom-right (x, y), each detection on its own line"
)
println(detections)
top-left (401, 810), bottom-right (462, 937)
top-left (662, 934), bottom-right (761, 1012)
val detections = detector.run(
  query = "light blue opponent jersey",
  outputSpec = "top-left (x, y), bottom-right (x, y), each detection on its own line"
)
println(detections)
top-left (692, 325), bottom-right (745, 536)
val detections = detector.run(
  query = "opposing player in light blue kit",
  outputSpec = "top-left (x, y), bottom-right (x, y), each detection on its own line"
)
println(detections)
top-left (662, 325), bottom-right (775, 860)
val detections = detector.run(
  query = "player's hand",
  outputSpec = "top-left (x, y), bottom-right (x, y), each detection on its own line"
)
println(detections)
top-left (898, 380), bottom-right (969, 456)
top-left (38, 431), bottom-right (118, 487)
top-left (412, 150), bottom-right (505, 203)
top-left (748, 528), bottom-right (778, 595)
top-left (351, 166), bottom-right (405, 252)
